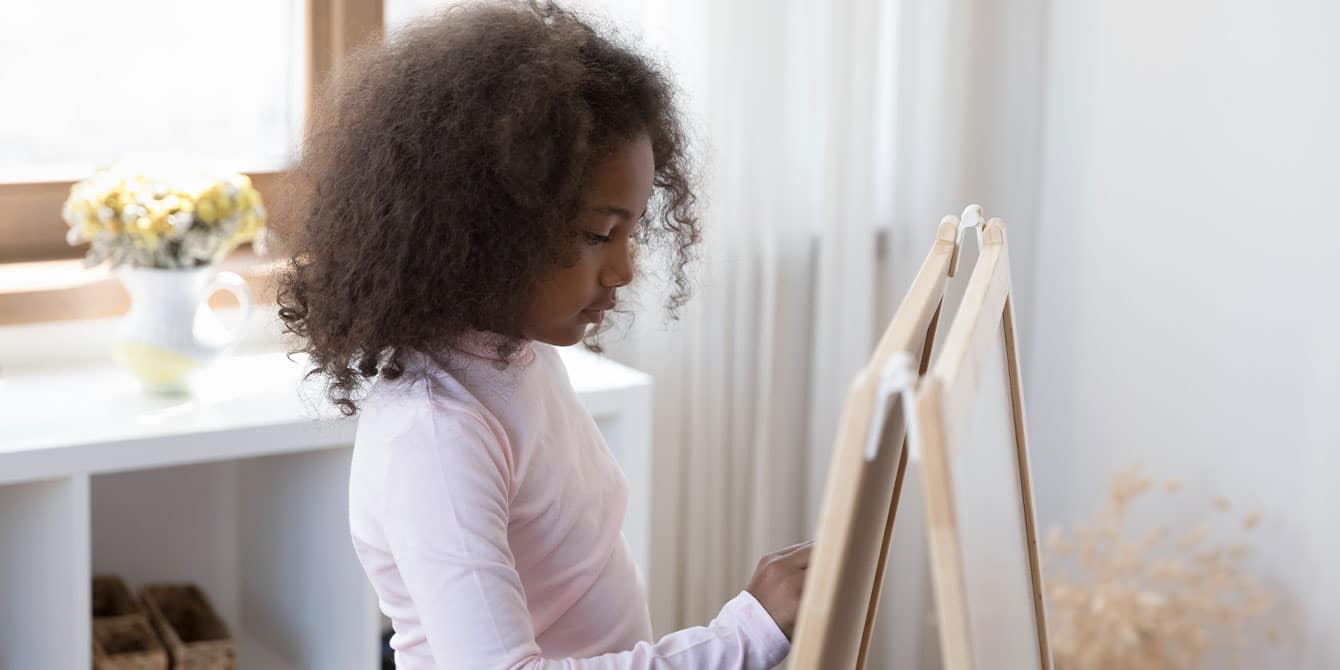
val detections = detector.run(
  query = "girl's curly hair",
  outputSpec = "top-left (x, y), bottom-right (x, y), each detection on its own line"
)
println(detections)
top-left (274, 0), bottom-right (699, 415)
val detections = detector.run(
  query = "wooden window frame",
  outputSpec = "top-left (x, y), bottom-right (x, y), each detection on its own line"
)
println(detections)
top-left (0, 0), bottom-right (382, 325)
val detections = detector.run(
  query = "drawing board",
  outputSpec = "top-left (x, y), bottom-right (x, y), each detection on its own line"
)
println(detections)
top-left (790, 217), bottom-right (961, 668)
top-left (914, 218), bottom-right (1051, 670)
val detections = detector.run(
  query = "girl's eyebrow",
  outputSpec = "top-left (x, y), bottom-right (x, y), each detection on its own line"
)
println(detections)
top-left (586, 205), bottom-right (647, 220)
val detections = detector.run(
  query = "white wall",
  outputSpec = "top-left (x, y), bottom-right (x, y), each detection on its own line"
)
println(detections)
top-left (1028, 1), bottom-right (1340, 665)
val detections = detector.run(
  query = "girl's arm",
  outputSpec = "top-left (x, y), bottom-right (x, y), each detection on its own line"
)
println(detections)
top-left (382, 407), bottom-right (789, 670)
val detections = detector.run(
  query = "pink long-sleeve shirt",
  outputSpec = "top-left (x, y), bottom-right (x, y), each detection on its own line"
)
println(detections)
top-left (348, 335), bottom-right (790, 669)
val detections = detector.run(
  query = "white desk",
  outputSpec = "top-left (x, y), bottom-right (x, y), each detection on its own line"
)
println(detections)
top-left (0, 321), bottom-right (651, 669)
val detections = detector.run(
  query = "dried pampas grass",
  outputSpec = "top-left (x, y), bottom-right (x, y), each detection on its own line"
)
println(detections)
top-left (1044, 465), bottom-right (1276, 669)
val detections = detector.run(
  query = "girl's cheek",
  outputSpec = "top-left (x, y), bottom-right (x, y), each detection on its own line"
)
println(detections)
top-left (580, 246), bottom-right (609, 281)
top-left (584, 245), bottom-right (608, 269)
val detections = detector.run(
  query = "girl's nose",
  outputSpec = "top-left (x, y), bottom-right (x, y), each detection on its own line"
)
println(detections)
top-left (599, 243), bottom-right (635, 288)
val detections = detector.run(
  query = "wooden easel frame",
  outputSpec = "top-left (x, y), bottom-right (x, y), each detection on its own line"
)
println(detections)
top-left (915, 217), bottom-right (1052, 670)
top-left (790, 215), bottom-right (965, 668)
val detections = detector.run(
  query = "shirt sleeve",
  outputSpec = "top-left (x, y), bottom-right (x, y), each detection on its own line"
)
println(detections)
top-left (381, 404), bottom-right (791, 670)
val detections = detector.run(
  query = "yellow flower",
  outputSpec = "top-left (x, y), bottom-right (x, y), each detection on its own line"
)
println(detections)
top-left (65, 163), bottom-right (268, 267)
top-left (196, 197), bottom-right (219, 224)
top-left (229, 212), bottom-right (263, 246)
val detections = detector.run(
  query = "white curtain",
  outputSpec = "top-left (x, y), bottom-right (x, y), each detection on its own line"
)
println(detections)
top-left (590, 4), bottom-right (1049, 669)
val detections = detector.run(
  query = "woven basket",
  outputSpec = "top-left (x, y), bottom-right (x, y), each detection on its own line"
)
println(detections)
top-left (93, 615), bottom-right (169, 670)
top-left (140, 583), bottom-right (236, 670)
top-left (93, 575), bottom-right (141, 619)
top-left (92, 575), bottom-right (167, 670)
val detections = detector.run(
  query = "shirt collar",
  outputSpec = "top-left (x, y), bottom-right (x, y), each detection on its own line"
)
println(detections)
top-left (451, 330), bottom-right (535, 364)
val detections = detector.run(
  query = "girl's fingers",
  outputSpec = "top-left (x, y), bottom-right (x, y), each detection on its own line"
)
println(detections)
top-left (792, 545), bottom-right (812, 569)
top-left (779, 540), bottom-right (814, 565)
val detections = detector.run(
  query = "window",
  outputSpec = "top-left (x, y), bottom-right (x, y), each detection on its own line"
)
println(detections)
top-left (0, 1), bottom-right (306, 185)
top-left (384, 0), bottom-right (444, 33)
top-left (0, 0), bottom-right (382, 323)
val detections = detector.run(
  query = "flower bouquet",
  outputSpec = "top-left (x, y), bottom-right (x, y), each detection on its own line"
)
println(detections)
top-left (62, 163), bottom-right (267, 269)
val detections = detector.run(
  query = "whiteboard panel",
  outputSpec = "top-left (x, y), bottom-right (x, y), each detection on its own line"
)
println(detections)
top-left (951, 320), bottom-right (1041, 667)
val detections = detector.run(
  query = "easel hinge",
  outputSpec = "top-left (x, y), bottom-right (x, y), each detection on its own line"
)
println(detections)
top-left (864, 351), bottom-right (921, 462)
top-left (948, 203), bottom-right (985, 277)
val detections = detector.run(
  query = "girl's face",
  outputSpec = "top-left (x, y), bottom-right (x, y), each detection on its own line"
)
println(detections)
top-left (523, 133), bottom-right (654, 346)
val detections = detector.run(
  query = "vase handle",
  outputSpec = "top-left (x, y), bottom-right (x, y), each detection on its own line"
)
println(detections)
top-left (203, 271), bottom-right (253, 352)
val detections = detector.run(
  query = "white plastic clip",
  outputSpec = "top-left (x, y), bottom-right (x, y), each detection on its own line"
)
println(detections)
top-left (863, 351), bottom-right (921, 462)
top-left (948, 204), bottom-right (985, 277)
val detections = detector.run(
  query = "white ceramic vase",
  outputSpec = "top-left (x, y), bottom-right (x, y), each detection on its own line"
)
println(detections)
top-left (112, 266), bottom-right (253, 393)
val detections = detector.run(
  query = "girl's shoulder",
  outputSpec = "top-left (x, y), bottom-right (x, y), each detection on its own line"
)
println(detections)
top-left (360, 351), bottom-right (507, 446)
top-left (352, 357), bottom-right (518, 501)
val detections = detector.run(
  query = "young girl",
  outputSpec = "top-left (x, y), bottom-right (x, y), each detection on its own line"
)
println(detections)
top-left (276, 1), bottom-right (811, 668)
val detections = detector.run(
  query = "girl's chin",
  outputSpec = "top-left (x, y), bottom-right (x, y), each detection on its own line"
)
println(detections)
top-left (530, 312), bottom-right (602, 347)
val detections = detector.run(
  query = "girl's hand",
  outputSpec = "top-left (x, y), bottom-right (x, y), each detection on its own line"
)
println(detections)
top-left (745, 540), bottom-right (813, 640)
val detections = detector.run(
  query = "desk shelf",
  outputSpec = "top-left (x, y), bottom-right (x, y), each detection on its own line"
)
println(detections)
top-left (1, 343), bottom-right (651, 668)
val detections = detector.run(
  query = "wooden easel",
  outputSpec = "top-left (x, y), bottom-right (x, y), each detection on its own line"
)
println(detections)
top-left (790, 208), bottom-right (1051, 670)
top-left (915, 216), bottom-right (1051, 670)
top-left (790, 212), bottom-right (961, 668)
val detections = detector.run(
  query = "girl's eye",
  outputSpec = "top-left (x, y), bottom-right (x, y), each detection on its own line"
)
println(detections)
top-left (585, 231), bottom-right (613, 245)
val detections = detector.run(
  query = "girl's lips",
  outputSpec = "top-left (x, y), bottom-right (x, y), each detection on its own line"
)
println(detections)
top-left (581, 299), bottom-right (615, 323)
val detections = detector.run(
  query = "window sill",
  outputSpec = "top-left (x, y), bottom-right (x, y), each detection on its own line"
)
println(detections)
top-left (0, 249), bottom-right (280, 326)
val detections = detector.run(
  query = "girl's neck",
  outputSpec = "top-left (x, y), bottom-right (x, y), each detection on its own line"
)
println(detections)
top-left (453, 329), bottom-right (535, 364)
